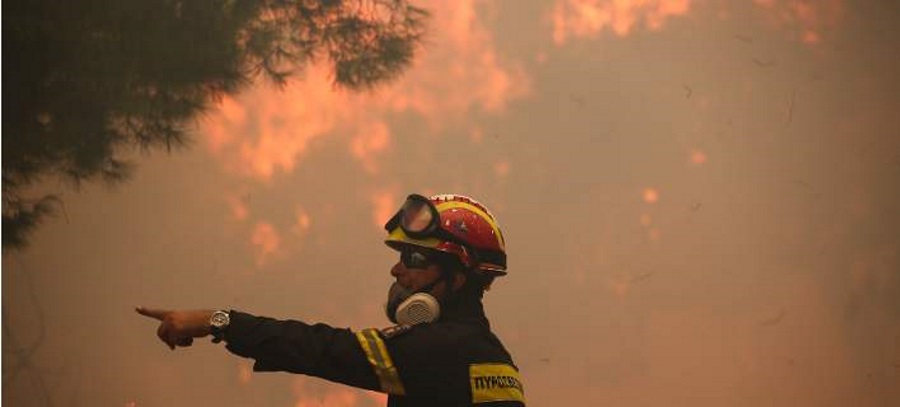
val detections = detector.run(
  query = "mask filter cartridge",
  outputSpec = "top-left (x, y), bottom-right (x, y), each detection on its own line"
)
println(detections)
top-left (394, 293), bottom-right (440, 325)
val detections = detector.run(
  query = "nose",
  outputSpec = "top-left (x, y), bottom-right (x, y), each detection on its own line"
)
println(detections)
top-left (390, 261), bottom-right (405, 277)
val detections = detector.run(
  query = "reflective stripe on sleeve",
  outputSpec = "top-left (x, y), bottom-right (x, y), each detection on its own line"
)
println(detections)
top-left (355, 328), bottom-right (406, 395)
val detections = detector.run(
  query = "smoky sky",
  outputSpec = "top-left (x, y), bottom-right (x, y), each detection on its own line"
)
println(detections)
top-left (4, 1), bottom-right (899, 406)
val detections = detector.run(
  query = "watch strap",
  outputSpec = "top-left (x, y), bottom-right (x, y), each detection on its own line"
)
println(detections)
top-left (209, 310), bottom-right (230, 344)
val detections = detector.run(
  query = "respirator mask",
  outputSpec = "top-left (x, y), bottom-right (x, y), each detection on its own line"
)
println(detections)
top-left (385, 279), bottom-right (443, 325)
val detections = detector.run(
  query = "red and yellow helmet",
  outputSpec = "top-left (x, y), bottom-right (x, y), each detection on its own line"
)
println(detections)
top-left (384, 194), bottom-right (507, 276)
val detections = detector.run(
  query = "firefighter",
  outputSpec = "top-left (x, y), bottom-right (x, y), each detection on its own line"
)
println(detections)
top-left (137, 193), bottom-right (525, 406)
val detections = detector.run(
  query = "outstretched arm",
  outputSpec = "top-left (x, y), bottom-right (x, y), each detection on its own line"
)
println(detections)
top-left (135, 307), bottom-right (382, 392)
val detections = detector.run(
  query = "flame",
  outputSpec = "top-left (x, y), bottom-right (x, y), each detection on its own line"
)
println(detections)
top-left (350, 121), bottom-right (391, 175)
top-left (551, 0), bottom-right (692, 45)
top-left (371, 189), bottom-right (398, 230)
top-left (201, 0), bottom-right (845, 183)
top-left (642, 187), bottom-right (659, 204)
top-left (204, 96), bottom-right (243, 154)
top-left (426, 0), bottom-right (531, 114)
top-left (752, 0), bottom-right (844, 45)
top-left (292, 206), bottom-right (312, 236)
top-left (201, 73), bottom-right (338, 180)
top-left (689, 149), bottom-right (707, 165)
top-left (250, 221), bottom-right (281, 267)
top-left (199, 0), bottom-right (530, 182)
top-left (550, 0), bottom-right (843, 46)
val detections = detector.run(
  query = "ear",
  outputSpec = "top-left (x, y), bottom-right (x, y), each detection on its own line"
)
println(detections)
top-left (451, 272), bottom-right (467, 291)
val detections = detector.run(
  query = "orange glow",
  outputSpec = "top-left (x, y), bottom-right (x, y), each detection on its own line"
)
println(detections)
top-left (237, 360), bottom-right (253, 385)
top-left (643, 187), bottom-right (659, 203)
top-left (470, 127), bottom-right (484, 143)
top-left (291, 378), bottom-right (369, 407)
top-left (200, 1), bottom-right (530, 182)
top-left (551, 0), bottom-right (693, 45)
top-left (494, 160), bottom-right (511, 178)
top-left (350, 121), bottom-right (391, 175)
top-left (367, 392), bottom-right (389, 405)
top-left (250, 222), bottom-right (280, 267)
top-left (371, 190), bottom-right (397, 231)
top-left (228, 194), bottom-right (249, 222)
top-left (640, 213), bottom-right (652, 226)
top-left (203, 96), bottom-right (242, 154)
top-left (239, 77), bottom-right (335, 180)
top-left (689, 149), bottom-right (707, 165)
top-left (607, 275), bottom-right (630, 298)
top-left (294, 390), bottom-right (358, 407)
top-left (200, 68), bottom-right (338, 180)
top-left (752, 0), bottom-right (844, 46)
top-left (803, 30), bottom-right (821, 44)
top-left (292, 207), bottom-right (311, 236)
top-left (550, 0), bottom-right (843, 46)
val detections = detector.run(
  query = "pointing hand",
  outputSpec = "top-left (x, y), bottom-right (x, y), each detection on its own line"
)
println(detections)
top-left (135, 307), bottom-right (215, 350)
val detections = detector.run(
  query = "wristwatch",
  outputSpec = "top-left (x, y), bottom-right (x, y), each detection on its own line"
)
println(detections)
top-left (209, 310), bottom-right (230, 344)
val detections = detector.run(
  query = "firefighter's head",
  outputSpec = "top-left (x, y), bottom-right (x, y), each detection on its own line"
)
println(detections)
top-left (383, 194), bottom-right (507, 325)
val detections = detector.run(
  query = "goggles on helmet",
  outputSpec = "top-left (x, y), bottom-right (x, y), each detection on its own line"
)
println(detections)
top-left (384, 194), bottom-right (476, 255)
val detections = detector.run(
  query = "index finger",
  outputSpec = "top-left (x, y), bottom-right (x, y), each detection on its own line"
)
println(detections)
top-left (135, 306), bottom-right (169, 321)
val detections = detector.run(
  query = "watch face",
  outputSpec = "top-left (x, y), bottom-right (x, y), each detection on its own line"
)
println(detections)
top-left (211, 311), bottom-right (229, 327)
